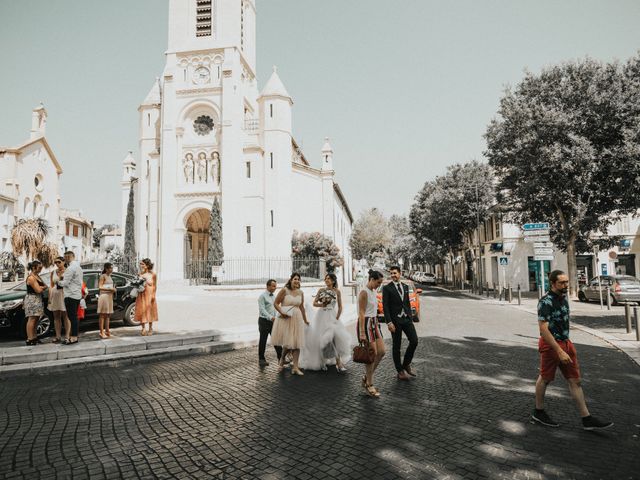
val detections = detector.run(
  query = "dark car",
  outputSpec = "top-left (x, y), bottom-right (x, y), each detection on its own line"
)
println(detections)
top-left (578, 275), bottom-right (640, 305)
top-left (0, 270), bottom-right (140, 339)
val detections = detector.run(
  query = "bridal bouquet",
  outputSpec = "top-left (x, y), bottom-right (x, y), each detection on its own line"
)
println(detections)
top-left (317, 289), bottom-right (336, 306)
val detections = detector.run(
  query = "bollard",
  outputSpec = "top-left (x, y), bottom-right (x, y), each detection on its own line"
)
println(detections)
top-left (635, 307), bottom-right (640, 342)
top-left (493, 284), bottom-right (497, 299)
top-left (606, 287), bottom-right (611, 310)
top-left (625, 304), bottom-right (632, 333)
top-left (486, 284), bottom-right (490, 298)
top-left (517, 284), bottom-right (522, 305)
top-left (508, 285), bottom-right (513, 303)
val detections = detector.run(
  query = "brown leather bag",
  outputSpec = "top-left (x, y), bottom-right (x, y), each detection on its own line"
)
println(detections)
top-left (352, 341), bottom-right (375, 364)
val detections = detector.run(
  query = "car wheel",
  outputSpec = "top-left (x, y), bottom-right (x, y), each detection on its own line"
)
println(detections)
top-left (610, 294), bottom-right (618, 306)
top-left (36, 313), bottom-right (53, 338)
top-left (578, 292), bottom-right (587, 302)
top-left (122, 303), bottom-right (140, 326)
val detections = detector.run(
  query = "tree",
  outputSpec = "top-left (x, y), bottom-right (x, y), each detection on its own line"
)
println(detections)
top-left (291, 231), bottom-right (344, 273)
top-left (11, 218), bottom-right (50, 262)
top-left (349, 208), bottom-right (392, 266)
top-left (410, 161), bottom-right (495, 285)
top-left (387, 214), bottom-right (414, 267)
top-left (485, 55), bottom-right (640, 296)
top-left (207, 197), bottom-right (224, 265)
top-left (123, 183), bottom-right (136, 261)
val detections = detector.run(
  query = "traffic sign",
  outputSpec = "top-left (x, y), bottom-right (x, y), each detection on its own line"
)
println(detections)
top-left (523, 223), bottom-right (550, 231)
top-left (534, 254), bottom-right (554, 261)
top-left (499, 257), bottom-right (508, 266)
top-left (534, 248), bottom-right (554, 255)
top-left (525, 235), bottom-right (551, 243)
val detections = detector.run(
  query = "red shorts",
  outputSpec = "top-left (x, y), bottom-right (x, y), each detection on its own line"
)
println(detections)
top-left (538, 337), bottom-right (581, 381)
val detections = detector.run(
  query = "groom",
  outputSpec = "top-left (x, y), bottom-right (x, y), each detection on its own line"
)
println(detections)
top-left (382, 266), bottom-right (419, 380)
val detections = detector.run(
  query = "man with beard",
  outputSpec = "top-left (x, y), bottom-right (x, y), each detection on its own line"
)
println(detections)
top-left (531, 270), bottom-right (613, 431)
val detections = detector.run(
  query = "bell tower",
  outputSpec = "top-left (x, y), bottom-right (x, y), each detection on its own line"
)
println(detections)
top-left (167, 0), bottom-right (256, 73)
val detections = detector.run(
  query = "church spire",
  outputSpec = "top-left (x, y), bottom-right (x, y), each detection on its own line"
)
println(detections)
top-left (321, 137), bottom-right (333, 171)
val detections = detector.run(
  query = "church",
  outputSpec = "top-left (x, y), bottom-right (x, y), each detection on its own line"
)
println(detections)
top-left (123, 0), bottom-right (354, 284)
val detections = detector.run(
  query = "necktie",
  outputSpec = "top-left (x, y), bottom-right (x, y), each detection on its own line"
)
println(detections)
top-left (396, 283), bottom-right (403, 297)
top-left (269, 293), bottom-right (273, 297)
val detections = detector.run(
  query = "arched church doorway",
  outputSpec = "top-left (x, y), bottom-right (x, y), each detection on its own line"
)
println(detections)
top-left (184, 208), bottom-right (210, 280)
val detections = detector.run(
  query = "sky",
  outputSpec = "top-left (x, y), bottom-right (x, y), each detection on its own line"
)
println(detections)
top-left (1, 0), bottom-right (639, 226)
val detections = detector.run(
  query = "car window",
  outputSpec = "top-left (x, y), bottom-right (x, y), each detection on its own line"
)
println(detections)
top-left (589, 278), bottom-right (600, 286)
top-left (84, 273), bottom-right (99, 290)
top-left (618, 277), bottom-right (640, 285)
top-left (11, 282), bottom-right (27, 291)
top-left (112, 274), bottom-right (128, 287)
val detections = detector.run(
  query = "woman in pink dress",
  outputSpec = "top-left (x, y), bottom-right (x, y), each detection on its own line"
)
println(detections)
top-left (135, 258), bottom-right (158, 335)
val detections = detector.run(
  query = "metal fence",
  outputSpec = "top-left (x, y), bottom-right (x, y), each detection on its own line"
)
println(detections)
top-left (184, 256), bottom-right (324, 285)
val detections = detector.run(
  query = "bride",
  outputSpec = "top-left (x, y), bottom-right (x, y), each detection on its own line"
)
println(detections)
top-left (300, 273), bottom-right (351, 372)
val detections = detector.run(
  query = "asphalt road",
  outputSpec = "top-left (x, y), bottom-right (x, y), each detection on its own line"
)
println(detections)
top-left (1, 288), bottom-right (639, 479)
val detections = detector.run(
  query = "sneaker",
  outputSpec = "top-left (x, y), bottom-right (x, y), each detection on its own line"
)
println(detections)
top-left (397, 370), bottom-right (411, 381)
top-left (582, 416), bottom-right (613, 431)
top-left (258, 358), bottom-right (269, 367)
top-left (530, 409), bottom-right (560, 427)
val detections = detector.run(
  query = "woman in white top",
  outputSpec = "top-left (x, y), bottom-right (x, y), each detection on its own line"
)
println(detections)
top-left (98, 262), bottom-right (116, 338)
top-left (358, 270), bottom-right (385, 397)
top-left (48, 256), bottom-right (67, 344)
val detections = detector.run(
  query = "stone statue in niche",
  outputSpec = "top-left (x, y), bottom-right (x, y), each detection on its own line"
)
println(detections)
top-left (196, 152), bottom-right (207, 182)
top-left (183, 153), bottom-right (194, 183)
top-left (210, 152), bottom-right (220, 185)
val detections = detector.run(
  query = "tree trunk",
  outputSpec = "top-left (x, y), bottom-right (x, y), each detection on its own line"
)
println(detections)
top-left (566, 233), bottom-right (578, 299)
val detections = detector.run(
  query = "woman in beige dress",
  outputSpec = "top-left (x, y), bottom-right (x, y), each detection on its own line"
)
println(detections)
top-left (135, 258), bottom-right (158, 336)
top-left (48, 256), bottom-right (67, 343)
top-left (98, 262), bottom-right (116, 338)
top-left (272, 272), bottom-right (309, 375)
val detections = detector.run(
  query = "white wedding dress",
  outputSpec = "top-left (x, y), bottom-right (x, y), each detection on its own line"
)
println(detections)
top-left (299, 289), bottom-right (352, 370)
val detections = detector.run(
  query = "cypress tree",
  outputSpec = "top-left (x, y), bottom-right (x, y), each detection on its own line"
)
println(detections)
top-left (123, 183), bottom-right (136, 272)
top-left (207, 197), bottom-right (224, 266)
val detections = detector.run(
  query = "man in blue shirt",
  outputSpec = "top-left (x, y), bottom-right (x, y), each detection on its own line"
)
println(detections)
top-left (258, 279), bottom-right (282, 366)
top-left (531, 270), bottom-right (613, 431)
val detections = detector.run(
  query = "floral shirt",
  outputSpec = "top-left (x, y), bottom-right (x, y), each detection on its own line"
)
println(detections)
top-left (537, 290), bottom-right (570, 341)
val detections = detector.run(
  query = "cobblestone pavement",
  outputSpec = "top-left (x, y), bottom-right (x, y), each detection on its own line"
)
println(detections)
top-left (1, 289), bottom-right (639, 479)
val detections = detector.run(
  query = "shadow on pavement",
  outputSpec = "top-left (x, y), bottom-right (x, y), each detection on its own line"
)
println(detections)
top-left (1, 332), bottom-right (639, 479)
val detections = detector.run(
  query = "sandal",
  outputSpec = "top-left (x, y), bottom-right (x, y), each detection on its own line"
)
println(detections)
top-left (365, 385), bottom-right (380, 398)
top-left (51, 337), bottom-right (62, 344)
top-left (292, 368), bottom-right (305, 376)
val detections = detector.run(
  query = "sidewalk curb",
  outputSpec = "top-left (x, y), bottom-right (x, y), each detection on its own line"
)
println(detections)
top-left (435, 285), bottom-right (640, 368)
top-left (0, 305), bottom-right (359, 378)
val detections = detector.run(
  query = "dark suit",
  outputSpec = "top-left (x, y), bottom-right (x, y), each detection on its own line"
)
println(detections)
top-left (382, 281), bottom-right (419, 373)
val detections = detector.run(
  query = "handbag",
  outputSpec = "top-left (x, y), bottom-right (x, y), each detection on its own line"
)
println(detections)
top-left (352, 341), bottom-right (375, 364)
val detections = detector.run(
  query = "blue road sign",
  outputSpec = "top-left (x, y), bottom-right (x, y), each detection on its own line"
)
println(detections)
top-left (601, 263), bottom-right (608, 275)
top-left (499, 257), bottom-right (508, 266)
top-left (523, 223), bottom-right (550, 231)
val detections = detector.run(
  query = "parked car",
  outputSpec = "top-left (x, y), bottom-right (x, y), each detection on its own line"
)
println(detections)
top-left (0, 270), bottom-right (140, 339)
top-left (420, 273), bottom-right (437, 286)
top-left (578, 275), bottom-right (640, 305)
top-left (376, 279), bottom-right (422, 322)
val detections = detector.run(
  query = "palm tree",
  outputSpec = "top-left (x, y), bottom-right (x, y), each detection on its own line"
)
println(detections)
top-left (11, 218), bottom-right (50, 262)
top-left (0, 251), bottom-right (24, 280)
top-left (37, 242), bottom-right (59, 268)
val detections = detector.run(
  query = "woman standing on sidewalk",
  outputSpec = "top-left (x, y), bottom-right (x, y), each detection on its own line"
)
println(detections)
top-left (358, 270), bottom-right (385, 397)
top-left (98, 263), bottom-right (116, 338)
top-left (135, 258), bottom-right (158, 336)
top-left (25, 260), bottom-right (47, 345)
top-left (48, 257), bottom-right (67, 343)
top-left (272, 272), bottom-right (309, 375)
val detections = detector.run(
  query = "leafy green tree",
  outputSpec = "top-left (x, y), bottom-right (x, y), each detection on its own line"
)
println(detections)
top-left (485, 55), bottom-right (640, 296)
top-left (207, 197), bottom-right (224, 266)
top-left (410, 161), bottom-right (494, 285)
top-left (349, 208), bottom-right (392, 266)
top-left (292, 231), bottom-right (343, 273)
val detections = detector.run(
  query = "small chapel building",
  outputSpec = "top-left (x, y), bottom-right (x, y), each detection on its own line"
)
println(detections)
top-left (0, 105), bottom-right (62, 254)
top-left (123, 0), bottom-right (354, 284)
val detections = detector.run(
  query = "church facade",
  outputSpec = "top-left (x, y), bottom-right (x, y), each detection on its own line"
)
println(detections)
top-left (123, 0), bottom-right (354, 283)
